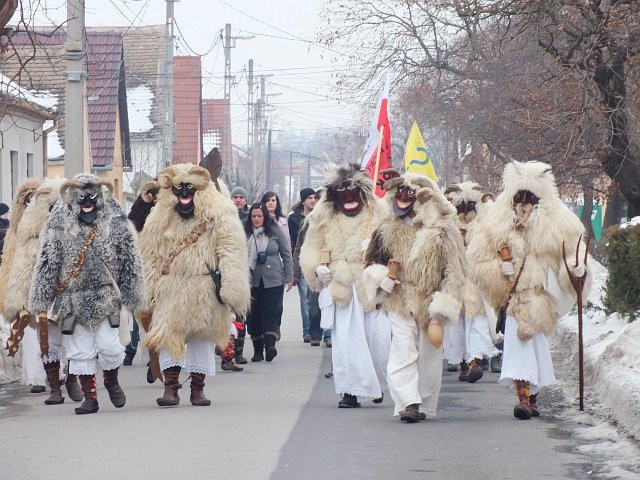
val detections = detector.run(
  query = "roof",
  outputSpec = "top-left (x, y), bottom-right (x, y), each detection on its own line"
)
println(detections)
top-left (0, 73), bottom-right (57, 120)
top-left (173, 56), bottom-right (202, 164)
top-left (2, 29), bottom-right (131, 168)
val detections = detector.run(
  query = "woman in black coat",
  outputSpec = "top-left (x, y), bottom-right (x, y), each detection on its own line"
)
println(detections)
top-left (245, 203), bottom-right (293, 362)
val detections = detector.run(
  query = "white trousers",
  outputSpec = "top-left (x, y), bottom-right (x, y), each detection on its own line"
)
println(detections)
top-left (499, 316), bottom-right (556, 395)
top-left (443, 316), bottom-right (466, 364)
top-left (63, 319), bottom-right (125, 375)
top-left (387, 311), bottom-right (443, 416)
top-left (21, 326), bottom-right (46, 386)
top-left (465, 315), bottom-right (500, 361)
top-left (159, 338), bottom-right (216, 376)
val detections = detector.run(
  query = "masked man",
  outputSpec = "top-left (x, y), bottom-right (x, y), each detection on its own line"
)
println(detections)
top-left (30, 174), bottom-right (145, 415)
top-left (300, 164), bottom-right (390, 408)
top-left (363, 170), bottom-right (466, 423)
top-left (467, 161), bottom-right (592, 419)
top-left (139, 163), bottom-right (250, 407)
top-left (443, 182), bottom-right (500, 383)
top-left (0, 178), bottom-right (84, 405)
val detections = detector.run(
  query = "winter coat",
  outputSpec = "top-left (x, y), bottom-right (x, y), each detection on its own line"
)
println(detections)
top-left (288, 208), bottom-right (305, 251)
top-left (247, 226), bottom-right (293, 288)
top-left (30, 198), bottom-right (146, 330)
top-left (238, 206), bottom-right (249, 223)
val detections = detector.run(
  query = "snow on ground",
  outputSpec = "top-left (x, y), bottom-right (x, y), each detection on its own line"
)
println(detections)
top-left (551, 258), bottom-right (640, 478)
top-left (620, 216), bottom-right (640, 229)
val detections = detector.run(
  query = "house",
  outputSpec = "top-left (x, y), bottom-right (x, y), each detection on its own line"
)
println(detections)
top-left (173, 55), bottom-right (202, 165)
top-left (3, 29), bottom-right (132, 203)
top-left (0, 75), bottom-right (56, 205)
top-left (202, 98), bottom-right (232, 168)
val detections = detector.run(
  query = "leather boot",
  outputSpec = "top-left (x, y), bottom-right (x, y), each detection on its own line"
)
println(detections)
top-left (264, 332), bottom-right (278, 362)
top-left (157, 366), bottom-right (182, 406)
top-left (75, 375), bottom-right (99, 414)
top-left (513, 380), bottom-right (532, 420)
top-left (529, 393), bottom-right (540, 417)
top-left (400, 403), bottom-right (420, 423)
top-left (221, 337), bottom-right (243, 371)
top-left (467, 358), bottom-right (484, 383)
top-left (189, 373), bottom-right (211, 406)
top-left (338, 393), bottom-right (361, 408)
top-left (458, 361), bottom-right (469, 381)
top-left (103, 368), bottom-right (126, 408)
top-left (251, 336), bottom-right (264, 362)
top-left (43, 360), bottom-right (64, 405)
top-left (65, 373), bottom-right (83, 402)
top-left (234, 337), bottom-right (247, 364)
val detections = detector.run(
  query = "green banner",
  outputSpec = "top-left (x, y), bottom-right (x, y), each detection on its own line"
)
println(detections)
top-left (577, 204), bottom-right (603, 240)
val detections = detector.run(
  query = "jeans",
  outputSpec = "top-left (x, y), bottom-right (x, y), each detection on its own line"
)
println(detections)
top-left (308, 287), bottom-right (331, 341)
top-left (298, 276), bottom-right (310, 337)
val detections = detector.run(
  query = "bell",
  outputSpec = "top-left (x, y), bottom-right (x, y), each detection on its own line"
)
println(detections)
top-left (427, 316), bottom-right (444, 349)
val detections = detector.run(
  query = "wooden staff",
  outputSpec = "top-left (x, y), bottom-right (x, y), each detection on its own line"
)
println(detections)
top-left (38, 311), bottom-right (49, 357)
top-left (387, 258), bottom-right (400, 280)
top-left (4, 310), bottom-right (31, 357)
top-left (499, 244), bottom-right (515, 283)
top-left (366, 124), bottom-right (385, 238)
top-left (320, 248), bottom-right (331, 267)
top-left (562, 233), bottom-right (591, 411)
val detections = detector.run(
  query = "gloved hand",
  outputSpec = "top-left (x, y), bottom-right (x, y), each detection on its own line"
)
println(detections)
top-left (316, 265), bottom-right (332, 286)
top-left (501, 261), bottom-right (515, 276)
top-left (379, 276), bottom-right (400, 293)
top-left (361, 238), bottom-right (370, 252)
top-left (573, 263), bottom-right (586, 277)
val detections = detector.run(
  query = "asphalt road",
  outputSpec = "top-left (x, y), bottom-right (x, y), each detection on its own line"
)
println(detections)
top-left (0, 290), bottom-right (630, 480)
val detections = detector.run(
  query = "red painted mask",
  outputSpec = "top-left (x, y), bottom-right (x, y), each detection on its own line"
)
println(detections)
top-left (393, 186), bottom-right (416, 218)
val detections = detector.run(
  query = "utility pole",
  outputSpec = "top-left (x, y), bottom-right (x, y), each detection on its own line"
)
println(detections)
top-left (266, 129), bottom-right (272, 188)
top-left (307, 154), bottom-right (311, 187)
top-left (162, 0), bottom-right (177, 167)
top-left (64, 0), bottom-right (86, 176)
top-left (224, 23), bottom-right (231, 101)
top-left (247, 59), bottom-right (254, 161)
top-left (288, 151), bottom-right (293, 207)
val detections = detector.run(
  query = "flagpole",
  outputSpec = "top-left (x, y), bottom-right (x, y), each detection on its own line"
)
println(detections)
top-left (366, 124), bottom-right (385, 238)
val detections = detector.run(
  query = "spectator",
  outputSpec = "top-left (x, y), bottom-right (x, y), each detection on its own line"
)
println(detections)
top-left (232, 186), bottom-right (250, 222)
top-left (0, 203), bottom-right (9, 260)
top-left (288, 188), bottom-right (316, 342)
top-left (245, 203), bottom-right (293, 362)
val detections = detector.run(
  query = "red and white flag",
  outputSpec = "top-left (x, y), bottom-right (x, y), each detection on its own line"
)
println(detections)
top-left (361, 73), bottom-right (392, 197)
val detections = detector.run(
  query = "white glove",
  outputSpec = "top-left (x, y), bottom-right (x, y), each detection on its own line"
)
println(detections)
top-left (379, 276), bottom-right (399, 294)
top-left (361, 238), bottom-right (370, 252)
top-left (501, 261), bottom-right (515, 276)
top-left (316, 265), bottom-right (332, 285)
top-left (573, 263), bottom-right (586, 277)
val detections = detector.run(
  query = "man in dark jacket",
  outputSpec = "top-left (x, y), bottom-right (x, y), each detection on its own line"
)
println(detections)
top-left (288, 188), bottom-right (316, 342)
top-left (0, 203), bottom-right (9, 261)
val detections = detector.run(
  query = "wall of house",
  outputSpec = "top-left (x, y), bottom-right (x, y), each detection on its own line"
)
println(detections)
top-left (0, 110), bottom-right (45, 205)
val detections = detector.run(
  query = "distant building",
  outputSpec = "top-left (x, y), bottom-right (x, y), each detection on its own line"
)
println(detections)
top-left (202, 98), bottom-right (232, 168)
top-left (173, 56), bottom-right (202, 164)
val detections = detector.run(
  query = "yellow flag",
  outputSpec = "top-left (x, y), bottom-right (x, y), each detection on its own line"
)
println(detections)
top-left (404, 121), bottom-right (437, 181)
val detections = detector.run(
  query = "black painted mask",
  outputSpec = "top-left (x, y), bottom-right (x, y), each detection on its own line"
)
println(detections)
top-left (335, 182), bottom-right (363, 216)
top-left (456, 200), bottom-right (476, 215)
top-left (393, 186), bottom-right (416, 218)
top-left (513, 190), bottom-right (539, 206)
top-left (173, 182), bottom-right (196, 218)
top-left (78, 189), bottom-right (99, 224)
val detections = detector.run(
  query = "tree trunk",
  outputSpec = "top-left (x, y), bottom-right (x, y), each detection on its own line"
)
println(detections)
top-left (580, 186), bottom-right (594, 235)
top-left (593, 54), bottom-right (640, 214)
top-left (603, 187), bottom-right (627, 229)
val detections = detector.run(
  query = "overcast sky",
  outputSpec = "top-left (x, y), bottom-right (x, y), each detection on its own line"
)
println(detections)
top-left (28, 0), bottom-right (370, 149)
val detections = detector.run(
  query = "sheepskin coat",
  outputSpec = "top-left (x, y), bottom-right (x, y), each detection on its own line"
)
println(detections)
top-left (139, 163), bottom-right (250, 357)
top-left (1, 178), bottom-right (66, 321)
top-left (363, 173), bottom-right (466, 331)
top-left (466, 161), bottom-right (592, 335)
top-left (30, 174), bottom-right (145, 330)
top-left (445, 181), bottom-right (493, 321)
top-left (300, 167), bottom-right (387, 309)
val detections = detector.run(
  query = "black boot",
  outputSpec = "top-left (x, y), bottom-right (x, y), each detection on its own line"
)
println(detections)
top-left (264, 332), bottom-right (278, 362)
top-left (75, 375), bottom-right (99, 414)
top-left (234, 337), bottom-right (247, 364)
top-left (251, 336), bottom-right (264, 362)
top-left (43, 361), bottom-right (65, 405)
top-left (103, 368), bottom-right (126, 408)
top-left (458, 361), bottom-right (469, 381)
top-left (338, 393), bottom-right (361, 408)
top-left (65, 373), bottom-right (83, 402)
top-left (400, 403), bottom-right (420, 423)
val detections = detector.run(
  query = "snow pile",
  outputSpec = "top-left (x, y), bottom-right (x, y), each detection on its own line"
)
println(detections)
top-left (620, 216), bottom-right (640, 229)
top-left (553, 259), bottom-right (640, 441)
top-left (127, 84), bottom-right (154, 134)
top-left (47, 130), bottom-right (65, 159)
top-left (0, 73), bottom-right (58, 111)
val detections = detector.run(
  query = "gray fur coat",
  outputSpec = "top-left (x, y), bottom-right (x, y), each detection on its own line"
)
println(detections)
top-left (29, 198), bottom-right (145, 329)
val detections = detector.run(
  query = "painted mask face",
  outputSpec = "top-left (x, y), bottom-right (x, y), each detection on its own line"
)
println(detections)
top-left (513, 190), bottom-right (539, 226)
top-left (78, 188), bottom-right (99, 224)
top-left (393, 186), bottom-right (416, 218)
top-left (335, 182), bottom-right (363, 216)
top-left (456, 200), bottom-right (477, 224)
top-left (173, 182), bottom-right (196, 218)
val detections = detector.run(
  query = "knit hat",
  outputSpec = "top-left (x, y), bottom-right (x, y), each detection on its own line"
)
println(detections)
top-left (300, 188), bottom-right (315, 202)
top-left (0, 203), bottom-right (8, 216)
top-left (231, 186), bottom-right (249, 199)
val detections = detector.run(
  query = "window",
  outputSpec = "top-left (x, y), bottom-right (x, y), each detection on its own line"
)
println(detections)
top-left (10, 150), bottom-right (18, 198)
top-left (27, 153), bottom-right (34, 178)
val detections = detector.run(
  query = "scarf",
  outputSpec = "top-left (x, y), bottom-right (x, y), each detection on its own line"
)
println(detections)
top-left (247, 227), bottom-right (269, 270)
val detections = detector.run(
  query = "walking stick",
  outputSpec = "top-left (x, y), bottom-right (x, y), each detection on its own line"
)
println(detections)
top-left (562, 232), bottom-right (591, 411)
